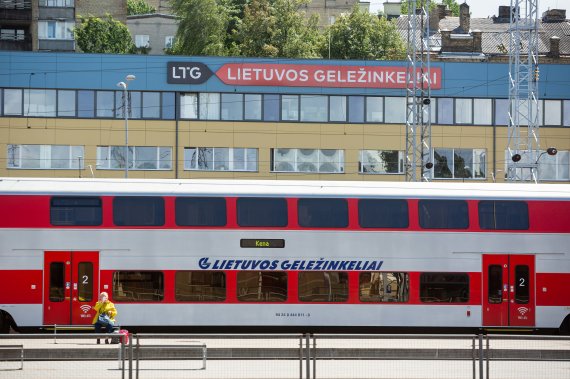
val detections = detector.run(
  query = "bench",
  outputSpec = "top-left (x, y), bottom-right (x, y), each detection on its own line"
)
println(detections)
top-left (45, 324), bottom-right (120, 344)
top-left (0, 344), bottom-right (24, 370)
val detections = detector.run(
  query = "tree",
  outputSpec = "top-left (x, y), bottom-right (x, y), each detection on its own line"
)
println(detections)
top-left (236, 0), bottom-right (323, 58)
top-left (170, 0), bottom-right (230, 56)
top-left (127, 0), bottom-right (156, 15)
top-left (401, 0), bottom-right (460, 17)
top-left (75, 15), bottom-right (136, 54)
top-left (325, 5), bottom-right (406, 60)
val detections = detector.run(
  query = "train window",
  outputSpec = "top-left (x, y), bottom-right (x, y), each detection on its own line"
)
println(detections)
top-left (77, 262), bottom-right (93, 302)
top-left (298, 198), bottom-right (348, 228)
top-left (418, 200), bottom-right (469, 229)
top-left (237, 271), bottom-right (287, 302)
top-left (237, 198), bottom-right (288, 227)
top-left (112, 271), bottom-right (164, 302)
top-left (175, 271), bottom-right (226, 302)
top-left (359, 272), bottom-right (409, 302)
top-left (113, 197), bottom-right (165, 226)
top-left (50, 197), bottom-right (102, 226)
top-left (49, 262), bottom-right (65, 302)
top-left (358, 199), bottom-right (409, 228)
top-left (488, 265), bottom-right (503, 304)
top-left (420, 273), bottom-right (469, 303)
top-left (175, 197), bottom-right (226, 226)
top-left (298, 272), bottom-right (348, 302)
top-left (515, 265), bottom-right (529, 304)
top-left (478, 201), bottom-right (529, 230)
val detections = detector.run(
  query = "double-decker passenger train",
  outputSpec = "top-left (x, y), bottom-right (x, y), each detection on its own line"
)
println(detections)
top-left (0, 178), bottom-right (569, 334)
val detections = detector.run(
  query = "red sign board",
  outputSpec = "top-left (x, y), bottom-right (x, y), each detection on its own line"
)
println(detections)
top-left (215, 63), bottom-right (442, 89)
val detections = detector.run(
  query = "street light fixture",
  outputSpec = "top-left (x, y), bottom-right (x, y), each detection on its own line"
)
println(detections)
top-left (117, 75), bottom-right (136, 178)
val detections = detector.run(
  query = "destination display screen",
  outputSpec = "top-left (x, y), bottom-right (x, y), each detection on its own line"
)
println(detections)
top-left (240, 239), bottom-right (285, 248)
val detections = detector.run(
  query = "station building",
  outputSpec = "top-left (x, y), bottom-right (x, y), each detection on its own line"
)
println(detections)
top-left (0, 51), bottom-right (569, 182)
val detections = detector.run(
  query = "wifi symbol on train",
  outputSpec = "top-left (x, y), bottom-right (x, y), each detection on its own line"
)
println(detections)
top-left (80, 305), bottom-right (92, 314)
top-left (517, 307), bottom-right (529, 316)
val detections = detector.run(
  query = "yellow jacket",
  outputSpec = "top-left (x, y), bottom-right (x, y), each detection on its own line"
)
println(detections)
top-left (92, 301), bottom-right (117, 325)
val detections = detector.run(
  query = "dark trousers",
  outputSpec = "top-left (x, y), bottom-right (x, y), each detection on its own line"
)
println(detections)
top-left (94, 320), bottom-right (115, 334)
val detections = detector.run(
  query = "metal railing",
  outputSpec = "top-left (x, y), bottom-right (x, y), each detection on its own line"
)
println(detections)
top-left (0, 333), bottom-right (568, 379)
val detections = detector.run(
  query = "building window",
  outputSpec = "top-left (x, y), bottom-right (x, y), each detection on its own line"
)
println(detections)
top-left (479, 201), bottom-right (529, 230)
top-left (298, 198), bottom-right (348, 228)
top-left (38, 21), bottom-right (74, 40)
top-left (97, 146), bottom-right (172, 170)
top-left (112, 271), bottom-right (164, 302)
top-left (384, 97), bottom-right (406, 123)
top-left (281, 95), bottom-right (299, 121)
top-left (113, 197), bottom-right (165, 226)
top-left (298, 272), bottom-right (348, 302)
top-left (433, 148), bottom-right (486, 179)
top-left (175, 197), bottom-right (227, 227)
top-left (23, 89), bottom-right (56, 117)
top-left (420, 273), bottom-right (469, 303)
top-left (358, 199), bottom-right (409, 228)
top-left (348, 96), bottom-right (364, 123)
top-left (272, 148), bottom-right (344, 173)
top-left (221, 93), bottom-right (243, 120)
top-left (199, 93), bottom-right (220, 120)
top-left (237, 272), bottom-right (287, 302)
top-left (180, 93), bottom-right (198, 119)
top-left (474, 98), bottom-right (492, 125)
top-left (263, 94), bottom-right (279, 121)
top-left (134, 34), bottom-right (150, 48)
top-left (360, 150), bottom-right (404, 174)
top-left (175, 271), bottom-right (225, 302)
top-left (437, 98), bottom-right (453, 124)
top-left (164, 36), bottom-right (174, 49)
top-left (142, 92), bottom-right (160, 119)
top-left (494, 99), bottom-right (508, 125)
top-left (50, 197), bottom-right (102, 226)
top-left (7, 144), bottom-right (84, 169)
top-left (544, 100), bottom-right (561, 126)
top-left (162, 92), bottom-right (175, 120)
top-left (329, 96), bottom-right (347, 122)
top-left (564, 100), bottom-right (570, 127)
top-left (57, 90), bottom-right (76, 117)
top-left (366, 96), bottom-right (383, 122)
top-left (300, 95), bottom-right (327, 122)
top-left (244, 94), bottom-right (262, 120)
top-left (237, 198), bottom-right (288, 227)
top-left (359, 272), bottom-right (409, 302)
top-left (0, 28), bottom-right (25, 41)
top-left (455, 98), bottom-right (472, 124)
top-left (4, 88), bottom-right (22, 115)
top-left (539, 150), bottom-right (570, 181)
top-left (419, 200), bottom-right (469, 229)
top-left (77, 90), bottom-right (95, 118)
top-left (96, 91), bottom-right (115, 118)
top-left (184, 147), bottom-right (258, 171)
top-left (40, 0), bottom-right (74, 6)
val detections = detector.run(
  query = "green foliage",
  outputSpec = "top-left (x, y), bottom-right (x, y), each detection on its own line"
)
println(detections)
top-left (75, 15), bottom-right (136, 54)
top-left (170, 0), bottom-right (231, 56)
top-left (127, 0), bottom-right (156, 15)
top-left (401, 0), bottom-right (460, 16)
top-left (324, 5), bottom-right (406, 60)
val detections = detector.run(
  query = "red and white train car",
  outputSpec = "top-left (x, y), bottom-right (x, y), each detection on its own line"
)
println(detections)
top-left (0, 178), bottom-right (569, 334)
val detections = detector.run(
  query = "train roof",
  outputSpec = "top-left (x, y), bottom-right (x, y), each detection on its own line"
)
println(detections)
top-left (1, 178), bottom-right (570, 201)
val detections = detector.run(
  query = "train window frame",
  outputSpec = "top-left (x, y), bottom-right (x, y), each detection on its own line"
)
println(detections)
top-left (112, 271), bottom-right (164, 302)
top-left (298, 198), bottom-right (348, 228)
top-left (113, 196), bottom-right (165, 226)
top-left (237, 197), bottom-right (288, 227)
top-left (175, 271), bottom-right (226, 302)
top-left (418, 200), bottom-right (469, 229)
top-left (359, 272), bottom-right (409, 303)
top-left (298, 272), bottom-right (349, 302)
top-left (419, 272), bottom-right (470, 303)
top-left (358, 199), bottom-right (409, 228)
top-left (50, 196), bottom-right (103, 226)
top-left (478, 201), bottom-right (529, 230)
top-left (175, 197), bottom-right (227, 227)
top-left (236, 271), bottom-right (288, 302)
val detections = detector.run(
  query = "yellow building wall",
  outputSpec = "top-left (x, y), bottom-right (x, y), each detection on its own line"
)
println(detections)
top-left (1, 116), bottom-right (570, 183)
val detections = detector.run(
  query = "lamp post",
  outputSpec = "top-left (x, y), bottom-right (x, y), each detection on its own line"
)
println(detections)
top-left (117, 75), bottom-right (136, 178)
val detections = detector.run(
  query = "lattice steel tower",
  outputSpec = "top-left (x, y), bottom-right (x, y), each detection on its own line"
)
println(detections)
top-left (506, 0), bottom-right (540, 181)
top-left (405, 0), bottom-right (432, 182)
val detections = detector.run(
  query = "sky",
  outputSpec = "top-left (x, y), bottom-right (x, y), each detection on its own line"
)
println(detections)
top-left (371, 0), bottom-right (567, 18)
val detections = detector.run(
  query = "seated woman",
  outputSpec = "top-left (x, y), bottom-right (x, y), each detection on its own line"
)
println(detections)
top-left (92, 292), bottom-right (117, 344)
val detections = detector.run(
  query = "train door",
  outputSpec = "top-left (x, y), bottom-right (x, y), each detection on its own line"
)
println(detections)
top-left (482, 254), bottom-right (535, 327)
top-left (43, 251), bottom-right (99, 326)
